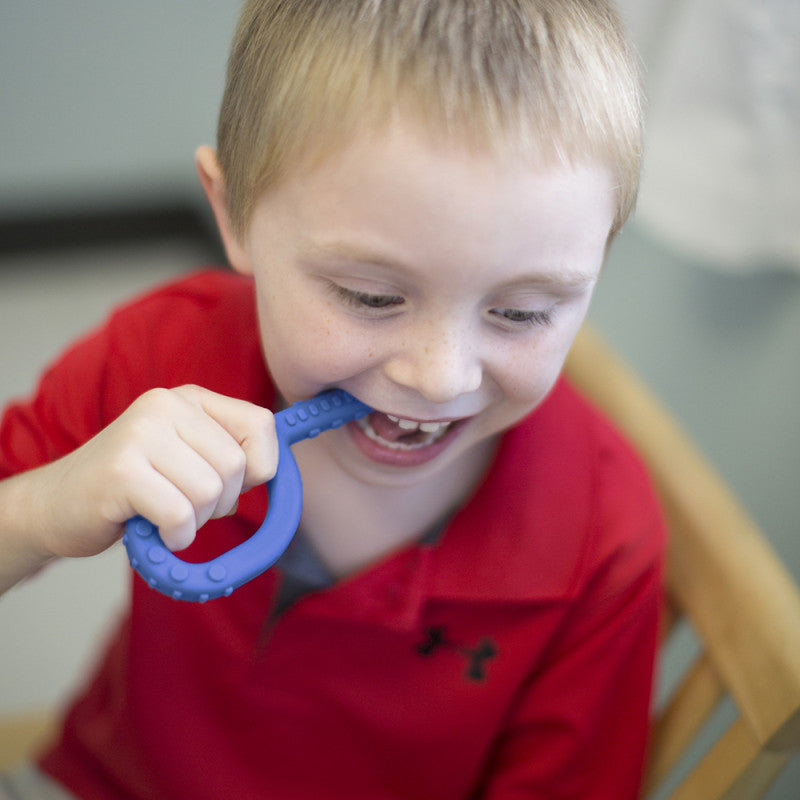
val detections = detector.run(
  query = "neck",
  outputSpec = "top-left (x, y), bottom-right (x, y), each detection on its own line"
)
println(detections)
top-left (292, 435), bottom-right (497, 579)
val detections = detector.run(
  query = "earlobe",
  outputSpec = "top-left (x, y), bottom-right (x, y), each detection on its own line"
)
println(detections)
top-left (195, 146), bottom-right (253, 274)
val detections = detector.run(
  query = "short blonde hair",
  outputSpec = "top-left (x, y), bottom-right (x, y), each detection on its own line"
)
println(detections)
top-left (217, 0), bottom-right (643, 239)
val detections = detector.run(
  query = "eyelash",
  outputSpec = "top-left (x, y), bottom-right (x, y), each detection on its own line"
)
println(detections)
top-left (333, 285), bottom-right (405, 310)
top-left (491, 308), bottom-right (553, 328)
top-left (330, 284), bottom-right (553, 328)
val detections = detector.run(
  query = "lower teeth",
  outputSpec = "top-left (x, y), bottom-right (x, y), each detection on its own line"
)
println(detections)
top-left (357, 417), bottom-right (451, 451)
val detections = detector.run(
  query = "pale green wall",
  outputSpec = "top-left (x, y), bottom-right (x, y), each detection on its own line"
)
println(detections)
top-left (0, 1), bottom-right (240, 213)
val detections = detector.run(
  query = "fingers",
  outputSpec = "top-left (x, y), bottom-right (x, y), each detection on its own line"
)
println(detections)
top-left (174, 385), bottom-right (278, 491)
top-left (103, 386), bottom-right (278, 552)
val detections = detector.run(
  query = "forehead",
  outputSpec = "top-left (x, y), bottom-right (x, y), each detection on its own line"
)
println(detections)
top-left (250, 117), bottom-right (615, 286)
top-left (279, 112), bottom-right (615, 208)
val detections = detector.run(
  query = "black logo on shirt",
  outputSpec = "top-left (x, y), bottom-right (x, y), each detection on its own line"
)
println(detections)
top-left (416, 626), bottom-right (498, 682)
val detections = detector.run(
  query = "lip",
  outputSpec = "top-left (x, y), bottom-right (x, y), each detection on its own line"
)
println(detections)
top-left (346, 412), bottom-right (471, 468)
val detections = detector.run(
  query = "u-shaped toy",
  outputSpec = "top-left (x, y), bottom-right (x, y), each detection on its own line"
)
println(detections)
top-left (123, 389), bottom-right (372, 602)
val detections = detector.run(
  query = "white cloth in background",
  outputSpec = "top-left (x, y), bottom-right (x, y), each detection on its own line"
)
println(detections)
top-left (617, 0), bottom-right (800, 273)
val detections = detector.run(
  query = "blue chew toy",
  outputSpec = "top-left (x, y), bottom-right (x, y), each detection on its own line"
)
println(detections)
top-left (123, 389), bottom-right (371, 602)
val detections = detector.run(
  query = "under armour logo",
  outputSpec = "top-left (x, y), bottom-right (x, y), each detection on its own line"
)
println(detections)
top-left (416, 626), bottom-right (498, 682)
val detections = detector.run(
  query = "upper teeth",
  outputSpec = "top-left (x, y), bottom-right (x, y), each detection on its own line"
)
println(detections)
top-left (387, 414), bottom-right (449, 434)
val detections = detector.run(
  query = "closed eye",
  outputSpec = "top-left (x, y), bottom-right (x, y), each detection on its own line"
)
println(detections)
top-left (490, 307), bottom-right (553, 327)
top-left (332, 284), bottom-right (405, 310)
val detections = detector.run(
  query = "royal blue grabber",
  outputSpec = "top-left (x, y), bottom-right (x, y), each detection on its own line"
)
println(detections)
top-left (123, 389), bottom-right (371, 601)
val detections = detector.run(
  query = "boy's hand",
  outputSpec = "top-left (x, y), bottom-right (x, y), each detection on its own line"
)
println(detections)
top-left (35, 385), bottom-right (278, 559)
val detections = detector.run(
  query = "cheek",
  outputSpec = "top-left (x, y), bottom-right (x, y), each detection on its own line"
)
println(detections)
top-left (511, 302), bottom-right (592, 395)
top-left (259, 303), bottom-right (378, 395)
top-left (491, 336), bottom-right (572, 406)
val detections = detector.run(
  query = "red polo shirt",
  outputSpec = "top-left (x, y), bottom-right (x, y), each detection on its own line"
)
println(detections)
top-left (0, 270), bottom-right (665, 799)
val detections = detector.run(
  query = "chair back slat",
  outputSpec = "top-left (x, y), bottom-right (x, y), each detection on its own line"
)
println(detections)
top-left (645, 651), bottom-right (725, 792)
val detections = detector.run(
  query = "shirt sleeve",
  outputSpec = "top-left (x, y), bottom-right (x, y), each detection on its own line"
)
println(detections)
top-left (0, 298), bottom-right (157, 480)
top-left (475, 426), bottom-right (666, 799)
top-left (0, 270), bottom-right (244, 480)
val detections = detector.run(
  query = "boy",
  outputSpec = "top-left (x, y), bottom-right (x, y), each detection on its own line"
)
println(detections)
top-left (0, 1), bottom-right (664, 798)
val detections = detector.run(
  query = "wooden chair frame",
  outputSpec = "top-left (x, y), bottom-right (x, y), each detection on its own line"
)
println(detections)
top-left (0, 712), bottom-right (55, 774)
top-left (565, 328), bottom-right (800, 800)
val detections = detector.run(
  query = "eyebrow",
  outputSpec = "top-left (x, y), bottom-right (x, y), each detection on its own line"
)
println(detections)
top-left (493, 270), bottom-right (600, 291)
top-left (302, 239), bottom-right (600, 289)
top-left (300, 239), bottom-right (413, 274)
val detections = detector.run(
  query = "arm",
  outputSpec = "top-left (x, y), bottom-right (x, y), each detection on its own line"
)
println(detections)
top-left (0, 467), bottom-right (59, 593)
top-left (0, 385), bottom-right (278, 597)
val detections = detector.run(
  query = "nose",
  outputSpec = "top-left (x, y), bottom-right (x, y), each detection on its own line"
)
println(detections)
top-left (384, 324), bottom-right (483, 405)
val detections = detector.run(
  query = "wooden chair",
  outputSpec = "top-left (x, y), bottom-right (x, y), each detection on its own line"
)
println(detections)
top-left (565, 327), bottom-right (800, 800)
top-left (2, 329), bottom-right (799, 799)
top-left (0, 711), bottom-right (56, 772)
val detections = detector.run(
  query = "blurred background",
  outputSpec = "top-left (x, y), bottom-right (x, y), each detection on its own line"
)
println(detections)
top-left (1, 1), bottom-right (798, 797)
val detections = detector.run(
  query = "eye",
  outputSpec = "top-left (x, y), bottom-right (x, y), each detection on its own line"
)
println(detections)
top-left (332, 284), bottom-right (405, 311)
top-left (490, 307), bottom-right (553, 328)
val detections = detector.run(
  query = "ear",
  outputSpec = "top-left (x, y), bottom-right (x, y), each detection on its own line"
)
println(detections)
top-left (195, 146), bottom-right (253, 275)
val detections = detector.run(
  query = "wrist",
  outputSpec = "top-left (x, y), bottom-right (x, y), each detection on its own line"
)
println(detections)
top-left (0, 470), bottom-right (61, 595)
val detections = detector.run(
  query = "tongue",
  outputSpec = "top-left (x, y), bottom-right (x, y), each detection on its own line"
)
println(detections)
top-left (369, 412), bottom-right (411, 443)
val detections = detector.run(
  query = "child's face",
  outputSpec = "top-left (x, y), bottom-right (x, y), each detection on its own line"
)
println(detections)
top-left (224, 121), bottom-right (614, 487)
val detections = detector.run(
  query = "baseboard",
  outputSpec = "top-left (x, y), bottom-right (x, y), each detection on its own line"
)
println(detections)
top-left (0, 202), bottom-right (223, 261)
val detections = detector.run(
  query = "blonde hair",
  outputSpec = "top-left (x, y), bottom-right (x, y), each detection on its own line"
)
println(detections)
top-left (217, 0), bottom-right (643, 239)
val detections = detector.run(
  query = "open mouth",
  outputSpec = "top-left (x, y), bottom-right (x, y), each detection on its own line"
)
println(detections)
top-left (356, 412), bottom-right (456, 451)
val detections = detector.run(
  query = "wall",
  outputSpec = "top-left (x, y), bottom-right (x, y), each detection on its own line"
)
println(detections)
top-left (0, 1), bottom-right (239, 214)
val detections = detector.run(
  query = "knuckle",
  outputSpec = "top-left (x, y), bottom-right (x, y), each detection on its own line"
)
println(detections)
top-left (133, 386), bottom-right (199, 417)
top-left (123, 390), bottom-right (178, 434)
top-left (136, 386), bottom-right (177, 411)
top-left (104, 444), bottom-right (142, 486)
top-left (260, 408), bottom-right (277, 434)
top-left (194, 472), bottom-right (225, 508)
top-left (161, 497), bottom-right (196, 534)
top-left (121, 413), bottom-right (158, 446)
top-left (173, 384), bottom-right (203, 402)
top-left (219, 447), bottom-right (247, 481)
top-left (243, 404), bottom-right (274, 433)
top-left (247, 452), bottom-right (277, 487)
